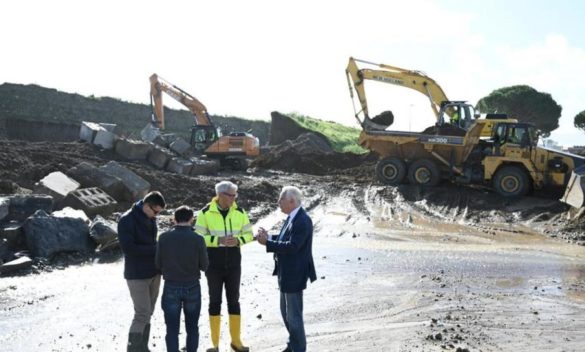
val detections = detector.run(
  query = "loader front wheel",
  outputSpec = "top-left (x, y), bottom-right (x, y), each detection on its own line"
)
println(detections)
top-left (376, 157), bottom-right (407, 185)
top-left (407, 159), bottom-right (441, 186)
top-left (493, 165), bottom-right (530, 197)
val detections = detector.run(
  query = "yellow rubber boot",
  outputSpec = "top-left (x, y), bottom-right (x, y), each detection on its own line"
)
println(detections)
top-left (208, 315), bottom-right (221, 351)
top-left (229, 314), bottom-right (249, 352)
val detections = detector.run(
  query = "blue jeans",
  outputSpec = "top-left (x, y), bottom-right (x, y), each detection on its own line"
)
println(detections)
top-left (280, 291), bottom-right (306, 352)
top-left (161, 280), bottom-right (202, 352)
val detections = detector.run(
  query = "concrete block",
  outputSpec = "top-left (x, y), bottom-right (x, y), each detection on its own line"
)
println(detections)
top-left (190, 158), bottom-right (220, 175)
top-left (115, 139), bottom-right (153, 160)
top-left (6, 195), bottom-right (54, 221)
top-left (68, 162), bottom-right (125, 199)
top-left (93, 130), bottom-right (117, 149)
top-left (147, 145), bottom-right (174, 169)
top-left (0, 197), bottom-right (8, 222)
top-left (152, 133), bottom-right (178, 148)
top-left (34, 172), bottom-right (80, 203)
top-left (100, 161), bottom-right (150, 202)
top-left (79, 121), bottom-right (106, 143)
top-left (61, 188), bottom-right (118, 217)
top-left (23, 210), bottom-right (94, 258)
top-left (140, 123), bottom-right (161, 142)
top-left (98, 123), bottom-right (119, 134)
top-left (0, 256), bottom-right (33, 273)
top-left (170, 138), bottom-right (192, 156)
top-left (167, 158), bottom-right (193, 175)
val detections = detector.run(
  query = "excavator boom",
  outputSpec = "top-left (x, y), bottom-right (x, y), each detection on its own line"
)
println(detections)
top-left (149, 73), bottom-right (212, 129)
top-left (346, 57), bottom-right (449, 124)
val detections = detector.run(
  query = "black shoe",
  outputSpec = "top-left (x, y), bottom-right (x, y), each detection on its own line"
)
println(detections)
top-left (230, 343), bottom-right (250, 352)
top-left (281, 347), bottom-right (292, 352)
top-left (127, 332), bottom-right (143, 352)
top-left (206, 348), bottom-right (219, 352)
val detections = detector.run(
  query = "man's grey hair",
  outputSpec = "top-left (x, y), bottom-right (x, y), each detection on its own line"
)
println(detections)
top-left (280, 186), bottom-right (302, 207)
top-left (215, 181), bottom-right (238, 195)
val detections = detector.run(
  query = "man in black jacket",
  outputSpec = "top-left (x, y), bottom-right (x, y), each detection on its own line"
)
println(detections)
top-left (118, 191), bottom-right (166, 352)
top-left (156, 206), bottom-right (209, 352)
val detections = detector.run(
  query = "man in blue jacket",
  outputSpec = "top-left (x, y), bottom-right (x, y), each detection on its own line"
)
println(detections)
top-left (118, 191), bottom-right (166, 352)
top-left (257, 186), bottom-right (317, 352)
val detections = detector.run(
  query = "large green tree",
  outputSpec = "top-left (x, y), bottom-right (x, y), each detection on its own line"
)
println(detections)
top-left (575, 110), bottom-right (585, 133)
top-left (476, 85), bottom-right (562, 137)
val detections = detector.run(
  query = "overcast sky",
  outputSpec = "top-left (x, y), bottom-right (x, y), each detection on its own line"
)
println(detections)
top-left (2, 0), bottom-right (584, 146)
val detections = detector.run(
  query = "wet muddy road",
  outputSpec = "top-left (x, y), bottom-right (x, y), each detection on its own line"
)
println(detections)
top-left (1, 182), bottom-right (585, 351)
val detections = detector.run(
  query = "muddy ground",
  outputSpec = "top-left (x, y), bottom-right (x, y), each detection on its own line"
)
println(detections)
top-left (1, 140), bottom-right (585, 351)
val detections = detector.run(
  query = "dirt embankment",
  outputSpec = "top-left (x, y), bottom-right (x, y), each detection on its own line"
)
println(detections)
top-left (252, 111), bottom-right (377, 175)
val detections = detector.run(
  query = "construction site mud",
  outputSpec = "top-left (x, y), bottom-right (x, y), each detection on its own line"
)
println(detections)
top-left (1, 137), bottom-right (585, 351)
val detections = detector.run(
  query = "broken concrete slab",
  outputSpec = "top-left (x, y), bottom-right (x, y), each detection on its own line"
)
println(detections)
top-left (93, 130), bottom-right (117, 150)
top-left (6, 195), bottom-right (53, 222)
top-left (62, 188), bottom-right (118, 217)
top-left (167, 157), bottom-right (193, 175)
top-left (190, 158), bottom-right (220, 175)
top-left (79, 121), bottom-right (106, 143)
top-left (169, 138), bottom-right (192, 157)
top-left (99, 161), bottom-right (150, 202)
top-left (67, 162), bottom-right (126, 199)
top-left (115, 139), bottom-right (153, 160)
top-left (90, 215), bottom-right (118, 248)
top-left (34, 171), bottom-right (80, 203)
top-left (147, 145), bottom-right (174, 170)
top-left (23, 210), bottom-right (94, 258)
top-left (0, 256), bottom-right (33, 274)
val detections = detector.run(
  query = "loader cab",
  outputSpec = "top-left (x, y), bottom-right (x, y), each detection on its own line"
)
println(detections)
top-left (490, 122), bottom-right (538, 157)
top-left (190, 125), bottom-right (220, 153)
top-left (492, 123), bottom-right (537, 147)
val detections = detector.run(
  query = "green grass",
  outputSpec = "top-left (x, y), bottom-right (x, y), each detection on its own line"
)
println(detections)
top-left (288, 112), bottom-right (367, 154)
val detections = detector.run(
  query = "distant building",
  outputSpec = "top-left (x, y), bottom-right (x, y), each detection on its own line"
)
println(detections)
top-left (567, 145), bottom-right (585, 155)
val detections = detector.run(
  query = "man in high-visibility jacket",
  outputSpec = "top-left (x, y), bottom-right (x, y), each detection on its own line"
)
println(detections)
top-left (195, 181), bottom-right (254, 352)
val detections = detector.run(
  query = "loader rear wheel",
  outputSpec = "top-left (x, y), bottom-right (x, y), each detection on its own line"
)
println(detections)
top-left (407, 159), bottom-right (441, 186)
top-left (493, 165), bottom-right (530, 197)
top-left (376, 157), bottom-right (407, 185)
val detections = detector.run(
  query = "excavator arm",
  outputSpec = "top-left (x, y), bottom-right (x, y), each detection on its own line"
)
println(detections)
top-left (149, 73), bottom-right (212, 129)
top-left (346, 57), bottom-right (450, 126)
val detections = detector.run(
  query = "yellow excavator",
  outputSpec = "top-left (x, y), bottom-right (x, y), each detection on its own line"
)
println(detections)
top-left (149, 73), bottom-right (259, 170)
top-left (346, 57), bottom-right (585, 208)
top-left (345, 57), bottom-right (510, 136)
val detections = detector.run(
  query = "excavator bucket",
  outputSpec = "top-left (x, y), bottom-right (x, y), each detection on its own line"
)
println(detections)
top-left (363, 111), bottom-right (394, 131)
top-left (561, 165), bottom-right (585, 209)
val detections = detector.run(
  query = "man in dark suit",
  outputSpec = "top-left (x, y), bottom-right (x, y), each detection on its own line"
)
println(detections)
top-left (257, 186), bottom-right (317, 352)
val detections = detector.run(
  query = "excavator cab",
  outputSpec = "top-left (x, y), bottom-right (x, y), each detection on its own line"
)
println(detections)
top-left (190, 125), bottom-right (219, 154)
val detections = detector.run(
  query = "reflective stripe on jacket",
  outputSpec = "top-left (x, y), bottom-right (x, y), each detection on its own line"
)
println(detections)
top-left (195, 197), bottom-right (254, 269)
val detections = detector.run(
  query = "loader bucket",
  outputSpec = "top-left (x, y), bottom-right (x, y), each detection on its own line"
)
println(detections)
top-left (561, 165), bottom-right (585, 209)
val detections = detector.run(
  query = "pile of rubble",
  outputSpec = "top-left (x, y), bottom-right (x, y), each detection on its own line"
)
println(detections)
top-left (0, 120), bottom-right (221, 275)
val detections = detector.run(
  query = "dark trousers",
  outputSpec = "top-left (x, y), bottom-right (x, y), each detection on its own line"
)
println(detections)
top-left (205, 266), bottom-right (241, 315)
top-left (280, 291), bottom-right (306, 352)
top-left (161, 280), bottom-right (202, 352)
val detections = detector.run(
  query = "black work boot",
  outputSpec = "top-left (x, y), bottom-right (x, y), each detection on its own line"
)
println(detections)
top-left (127, 332), bottom-right (143, 352)
top-left (142, 324), bottom-right (151, 351)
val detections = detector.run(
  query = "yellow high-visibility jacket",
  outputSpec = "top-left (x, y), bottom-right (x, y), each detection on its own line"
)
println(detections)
top-left (195, 197), bottom-right (254, 248)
